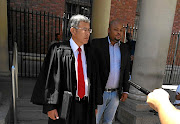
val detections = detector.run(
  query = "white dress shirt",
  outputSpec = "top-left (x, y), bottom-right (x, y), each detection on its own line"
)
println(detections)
top-left (70, 38), bottom-right (89, 97)
top-left (105, 37), bottom-right (121, 89)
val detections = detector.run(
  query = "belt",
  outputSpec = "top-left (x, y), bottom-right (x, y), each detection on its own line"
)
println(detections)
top-left (105, 88), bottom-right (118, 92)
top-left (174, 104), bottom-right (180, 106)
top-left (75, 96), bottom-right (88, 101)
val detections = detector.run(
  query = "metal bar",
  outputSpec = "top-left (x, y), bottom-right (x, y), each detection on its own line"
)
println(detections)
top-left (166, 34), bottom-right (174, 84)
top-left (24, 8), bottom-right (26, 77)
top-left (71, 3), bottom-right (73, 17)
top-left (59, 17), bottom-right (60, 37)
top-left (36, 11), bottom-right (38, 77)
top-left (51, 13), bottom-right (53, 43)
top-left (28, 8), bottom-right (30, 77)
top-left (8, 6), bottom-right (11, 70)
top-left (12, 66), bottom-right (17, 124)
top-left (11, 42), bottom-right (18, 123)
top-left (16, 7), bottom-right (18, 44)
top-left (12, 9), bottom-right (14, 66)
top-left (174, 34), bottom-right (180, 84)
top-left (20, 7), bottom-right (22, 77)
top-left (169, 34), bottom-right (179, 84)
top-left (15, 9), bottom-right (18, 88)
top-left (62, 13), bottom-right (65, 40)
top-left (55, 15), bottom-right (57, 35)
top-left (7, 0), bottom-right (10, 66)
top-left (7, 0), bottom-right (12, 70)
top-left (165, 34), bottom-right (173, 84)
top-left (48, 12), bottom-right (50, 47)
top-left (32, 10), bottom-right (34, 77)
top-left (44, 11), bottom-right (46, 54)
top-left (40, 11), bottom-right (42, 69)
top-left (15, 42), bottom-right (18, 98)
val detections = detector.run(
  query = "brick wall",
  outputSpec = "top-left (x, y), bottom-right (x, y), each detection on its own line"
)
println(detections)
top-left (10, 0), bottom-right (65, 17)
top-left (173, 0), bottom-right (180, 32)
top-left (10, 0), bottom-right (180, 32)
top-left (110, 0), bottom-right (137, 26)
top-left (110, 0), bottom-right (180, 33)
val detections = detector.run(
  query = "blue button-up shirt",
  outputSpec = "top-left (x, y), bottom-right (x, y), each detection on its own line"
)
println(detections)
top-left (105, 37), bottom-right (121, 89)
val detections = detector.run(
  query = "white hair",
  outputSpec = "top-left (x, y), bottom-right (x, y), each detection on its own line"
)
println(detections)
top-left (68, 14), bottom-right (90, 29)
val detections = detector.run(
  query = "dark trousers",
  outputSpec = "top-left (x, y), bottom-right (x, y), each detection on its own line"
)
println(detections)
top-left (71, 98), bottom-right (88, 124)
top-left (48, 98), bottom-right (88, 124)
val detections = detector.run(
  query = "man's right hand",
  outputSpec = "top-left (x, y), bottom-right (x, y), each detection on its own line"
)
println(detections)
top-left (47, 109), bottom-right (59, 120)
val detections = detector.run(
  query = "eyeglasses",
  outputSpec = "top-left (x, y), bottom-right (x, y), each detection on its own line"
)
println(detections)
top-left (75, 27), bottom-right (93, 33)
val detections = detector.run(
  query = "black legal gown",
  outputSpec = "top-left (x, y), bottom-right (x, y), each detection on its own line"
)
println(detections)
top-left (31, 41), bottom-right (102, 124)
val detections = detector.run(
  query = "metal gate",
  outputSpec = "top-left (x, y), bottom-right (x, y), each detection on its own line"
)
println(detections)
top-left (8, 0), bottom-right (93, 77)
top-left (8, 8), bottom-right (62, 77)
top-left (163, 32), bottom-right (180, 85)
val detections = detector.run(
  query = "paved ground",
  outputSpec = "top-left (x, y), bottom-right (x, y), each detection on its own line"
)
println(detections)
top-left (0, 76), bottom-right (177, 124)
top-left (0, 76), bottom-right (38, 124)
top-left (0, 76), bottom-right (12, 124)
top-left (18, 77), bottom-right (37, 99)
top-left (17, 77), bottom-right (122, 124)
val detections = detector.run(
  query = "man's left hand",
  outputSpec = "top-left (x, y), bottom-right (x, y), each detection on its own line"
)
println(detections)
top-left (120, 93), bottom-right (128, 102)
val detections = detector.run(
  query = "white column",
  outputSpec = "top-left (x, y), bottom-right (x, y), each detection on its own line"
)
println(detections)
top-left (0, 0), bottom-right (10, 76)
top-left (129, 0), bottom-right (177, 101)
top-left (91, 0), bottom-right (111, 39)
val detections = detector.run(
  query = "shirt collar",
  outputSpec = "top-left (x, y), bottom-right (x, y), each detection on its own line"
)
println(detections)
top-left (70, 38), bottom-right (84, 53)
top-left (108, 36), bottom-right (121, 46)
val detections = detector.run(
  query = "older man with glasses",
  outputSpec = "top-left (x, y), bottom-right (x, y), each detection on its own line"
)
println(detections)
top-left (31, 14), bottom-right (102, 124)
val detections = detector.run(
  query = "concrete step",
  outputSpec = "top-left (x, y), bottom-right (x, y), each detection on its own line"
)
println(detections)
top-left (17, 98), bottom-right (40, 107)
top-left (113, 122), bottom-right (121, 124)
top-left (17, 98), bottom-right (48, 121)
top-left (17, 107), bottom-right (48, 121)
top-left (18, 120), bottom-right (48, 124)
top-left (117, 102), bottom-right (160, 124)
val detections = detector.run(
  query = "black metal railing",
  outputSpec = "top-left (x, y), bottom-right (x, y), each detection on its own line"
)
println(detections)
top-left (164, 32), bottom-right (180, 84)
top-left (123, 24), bottom-right (138, 42)
top-left (8, 8), bottom-right (63, 77)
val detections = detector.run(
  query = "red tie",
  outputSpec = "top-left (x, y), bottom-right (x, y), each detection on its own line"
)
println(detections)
top-left (77, 47), bottom-right (85, 99)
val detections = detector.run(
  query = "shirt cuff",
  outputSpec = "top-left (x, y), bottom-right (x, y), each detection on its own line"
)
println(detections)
top-left (123, 92), bottom-right (129, 94)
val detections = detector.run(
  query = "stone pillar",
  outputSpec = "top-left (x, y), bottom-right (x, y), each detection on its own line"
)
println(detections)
top-left (117, 0), bottom-right (177, 123)
top-left (91, 0), bottom-right (111, 39)
top-left (129, 0), bottom-right (177, 101)
top-left (0, 0), bottom-right (10, 76)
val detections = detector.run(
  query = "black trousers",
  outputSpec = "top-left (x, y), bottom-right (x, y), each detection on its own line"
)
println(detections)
top-left (48, 98), bottom-right (88, 124)
top-left (70, 98), bottom-right (88, 124)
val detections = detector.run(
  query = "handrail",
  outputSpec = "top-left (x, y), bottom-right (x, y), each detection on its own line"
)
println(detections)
top-left (12, 42), bottom-right (18, 98)
top-left (11, 42), bottom-right (18, 124)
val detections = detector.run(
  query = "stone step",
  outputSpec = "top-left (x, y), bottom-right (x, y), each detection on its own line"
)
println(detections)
top-left (17, 106), bottom-right (42, 111)
top-left (117, 102), bottom-right (160, 124)
top-left (17, 98), bottom-right (48, 121)
top-left (17, 98), bottom-right (37, 107)
top-left (18, 120), bottom-right (48, 124)
top-left (113, 122), bottom-right (121, 124)
top-left (17, 106), bottom-right (48, 121)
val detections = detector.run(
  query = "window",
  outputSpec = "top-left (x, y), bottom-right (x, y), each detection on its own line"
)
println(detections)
top-left (63, 0), bottom-right (92, 39)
